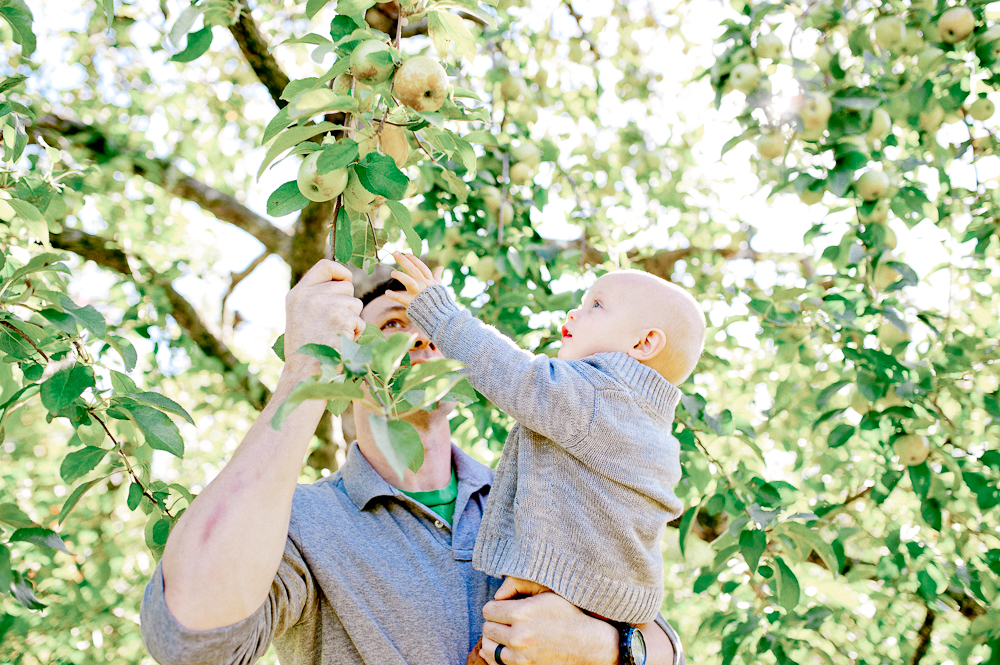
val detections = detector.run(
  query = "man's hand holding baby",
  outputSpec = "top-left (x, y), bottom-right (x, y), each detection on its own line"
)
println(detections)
top-left (388, 252), bottom-right (445, 308)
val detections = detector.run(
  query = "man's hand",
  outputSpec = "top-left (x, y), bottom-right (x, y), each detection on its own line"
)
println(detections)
top-left (387, 252), bottom-right (444, 308)
top-left (494, 576), bottom-right (551, 601)
top-left (479, 591), bottom-right (619, 665)
top-left (283, 259), bottom-right (364, 362)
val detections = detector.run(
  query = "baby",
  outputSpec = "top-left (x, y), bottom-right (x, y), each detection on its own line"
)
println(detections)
top-left (389, 253), bottom-right (705, 633)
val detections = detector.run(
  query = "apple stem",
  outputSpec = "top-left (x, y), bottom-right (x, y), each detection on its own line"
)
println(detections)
top-left (367, 212), bottom-right (382, 262)
top-left (328, 196), bottom-right (343, 261)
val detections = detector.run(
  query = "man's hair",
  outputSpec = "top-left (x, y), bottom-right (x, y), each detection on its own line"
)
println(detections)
top-left (359, 277), bottom-right (405, 308)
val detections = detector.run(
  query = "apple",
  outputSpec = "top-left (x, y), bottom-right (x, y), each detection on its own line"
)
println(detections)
top-left (754, 33), bottom-right (783, 60)
top-left (757, 133), bottom-right (785, 160)
top-left (851, 391), bottom-right (871, 415)
top-left (893, 433), bottom-right (929, 466)
top-left (938, 7), bottom-right (975, 44)
top-left (0, 191), bottom-right (15, 223)
top-left (970, 97), bottom-right (995, 121)
top-left (798, 125), bottom-right (826, 141)
top-left (343, 170), bottom-right (386, 213)
top-left (814, 43), bottom-right (837, 73)
top-left (500, 74), bottom-right (525, 101)
top-left (799, 187), bottom-right (824, 205)
top-left (509, 162), bottom-right (535, 185)
top-left (883, 225), bottom-right (898, 249)
top-left (800, 92), bottom-right (832, 130)
top-left (297, 152), bottom-right (349, 202)
top-left (498, 202), bottom-right (514, 226)
top-left (855, 170), bottom-right (890, 201)
top-left (394, 55), bottom-right (450, 112)
top-left (357, 124), bottom-right (410, 168)
top-left (333, 72), bottom-right (354, 96)
top-left (874, 17), bottom-right (907, 51)
top-left (350, 40), bottom-right (395, 85)
top-left (917, 46), bottom-right (945, 71)
top-left (899, 29), bottom-right (925, 55)
top-left (480, 185), bottom-right (502, 214)
top-left (874, 262), bottom-right (901, 290)
top-left (728, 63), bottom-right (761, 94)
top-left (867, 108), bottom-right (892, 141)
top-left (510, 142), bottom-right (542, 169)
top-left (918, 103), bottom-right (944, 132)
top-left (859, 198), bottom-right (890, 224)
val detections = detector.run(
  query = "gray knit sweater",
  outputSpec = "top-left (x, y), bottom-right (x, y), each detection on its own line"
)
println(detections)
top-left (408, 285), bottom-right (683, 625)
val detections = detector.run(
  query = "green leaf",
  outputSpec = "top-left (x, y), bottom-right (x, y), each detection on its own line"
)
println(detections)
top-left (262, 106), bottom-right (293, 145)
top-left (0, 544), bottom-right (12, 591)
top-left (399, 358), bottom-right (464, 394)
top-left (127, 392), bottom-right (195, 425)
top-left (0, 74), bottom-right (26, 95)
top-left (257, 121), bottom-right (340, 179)
top-left (317, 139), bottom-right (359, 174)
top-left (774, 557), bottom-right (800, 611)
top-left (102, 0), bottom-right (114, 28)
top-left (909, 462), bottom-right (931, 500)
top-left (336, 0), bottom-right (377, 17)
top-left (0, 253), bottom-right (69, 295)
top-left (57, 478), bottom-right (104, 525)
top-left (127, 482), bottom-right (143, 511)
top-left (678, 503), bottom-right (700, 560)
top-left (334, 205), bottom-right (353, 263)
top-left (61, 295), bottom-right (107, 338)
top-left (329, 15), bottom-right (358, 42)
top-left (367, 414), bottom-right (424, 483)
top-left (10, 571), bottom-right (44, 610)
top-left (295, 343), bottom-right (342, 364)
top-left (60, 446), bottom-right (107, 483)
top-left (783, 522), bottom-right (839, 577)
top-left (386, 200), bottom-right (422, 254)
top-left (273, 334), bottom-right (285, 361)
top-left (40, 365), bottom-right (94, 414)
top-left (10, 527), bottom-right (72, 554)
top-left (428, 10), bottom-right (478, 62)
top-left (371, 332), bottom-right (414, 381)
top-left (151, 518), bottom-right (171, 546)
top-left (267, 180), bottom-right (310, 217)
top-left (271, 378), bottom-right (365, 429)
top-left (827, 423), bottom-right (854, 448)
top-left (105, 336), bottom-right (137, 372)
top-left (171, 26), bottom-right (213, 63)
top-left (0, 0), bottom-right (36, 56)
top-left (740, 529), bottom-right (767, 575)
top-left (355, 152), bottom-right (409, 200)
top-left (110, 369), bottom-right (138, 395)
top-left (921, 497), bottom-right (943, 531)
top-left (307, 0), bottom-right (334, 18)
top-left (0, 503), bottom-right (36, 529)
top-left (130, 404), bottom-right (185, 457)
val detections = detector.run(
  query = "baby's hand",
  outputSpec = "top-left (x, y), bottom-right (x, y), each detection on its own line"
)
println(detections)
top-left (388, 252), bottom-right (445, 308)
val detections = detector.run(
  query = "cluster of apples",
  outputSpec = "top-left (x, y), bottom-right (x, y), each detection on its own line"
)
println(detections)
top-left (295, 40), bottom-right (451, 214)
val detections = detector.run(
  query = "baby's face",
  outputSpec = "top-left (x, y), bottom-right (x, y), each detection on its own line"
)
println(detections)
top-left (557, 273), bottom-right (651, 361)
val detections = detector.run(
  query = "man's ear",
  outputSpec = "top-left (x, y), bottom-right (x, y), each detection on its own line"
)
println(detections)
top-left (628, 328), bottom-right (666, 363)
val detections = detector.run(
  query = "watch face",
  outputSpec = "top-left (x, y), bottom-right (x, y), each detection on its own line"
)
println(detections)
top-left (630, 628), bottom-right (647, 665)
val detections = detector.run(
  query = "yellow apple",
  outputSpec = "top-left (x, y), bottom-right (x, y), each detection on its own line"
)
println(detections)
top-left (297, 152), bottom-right (349, 202)
top-left (874, 17), bottom-right (907, 51)
top-left (500, 74), bottom-right (525, 101)
top-left (343, 170), bottom-right (386, 213)
top-left (899, 29), bottom-right (925, 55)
top-left (859, 198), bottom-right (890, 224)
top-left (919, 103), bottom-right (945, 132)
top-left (754, 33), bottom-right (783, 60)
top-left (917, 46), bottom-right (945, 71)
top-left (970, 98), bottom-right (995, 121)
top-left (851, 391), bottom-right (871, 415)
top-left (510, 142), bottom-right (542, 169)
top-left (480, 185), bottom-right (502, 214)
top-left (509, 162), bottom-right (535, 185)
top-left (394, 56), bottom-right (450, 113)
top-left (799, 187), bottom-right (824, 205)
top-left (800, 92), bottom-right (832, 131)
top-left (350, 40), bottom-right (396, 86)
top-left (937, 7), bottom-right (975, 44)
top-left (894, 433), bottom-right (929, 466)
top-left (729, 63), bottom-right (762, 94)
top-left (866, 108), bottom-right (892, 140)
top-left (855, 170), bottom-right (890, 201)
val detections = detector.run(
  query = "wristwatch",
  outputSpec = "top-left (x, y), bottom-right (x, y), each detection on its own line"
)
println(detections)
top-left (612, 622), bottom-right (646, 665)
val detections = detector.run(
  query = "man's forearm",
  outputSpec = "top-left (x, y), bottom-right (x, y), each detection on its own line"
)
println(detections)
top-left (160, 358), bottom-right (324, 631)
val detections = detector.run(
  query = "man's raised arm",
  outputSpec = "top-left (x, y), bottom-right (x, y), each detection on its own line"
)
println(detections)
top-left (158, 260), bottom-right (364, 631)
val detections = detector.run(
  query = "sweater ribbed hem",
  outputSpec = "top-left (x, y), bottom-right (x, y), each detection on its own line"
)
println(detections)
top-left (473, 535), bottom-right (661, 625)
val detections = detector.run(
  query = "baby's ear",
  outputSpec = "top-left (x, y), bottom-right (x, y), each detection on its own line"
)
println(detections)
top-left (628, 328), bottom-right (666, 363)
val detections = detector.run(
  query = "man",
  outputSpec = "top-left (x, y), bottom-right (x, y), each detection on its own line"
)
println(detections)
top-left (140, 260), bottom-right (685, 665)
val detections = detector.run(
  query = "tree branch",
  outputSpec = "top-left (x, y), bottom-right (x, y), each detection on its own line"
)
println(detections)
top-left (230, 0), bottom-right (291, 108)
top-left (909, 605), bottom-right (935, 665)
top-left (30, 114), bottom-right (292, 261)
top-left (50, 228), bottom-right (270, 410)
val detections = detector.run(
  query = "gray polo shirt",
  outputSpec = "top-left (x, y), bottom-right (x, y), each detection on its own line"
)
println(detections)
top-left (140, 443), bottom-right (686, 665)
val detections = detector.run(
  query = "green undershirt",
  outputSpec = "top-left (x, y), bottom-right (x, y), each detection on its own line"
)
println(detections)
top-left (399, 468), bottom-right (458, 525)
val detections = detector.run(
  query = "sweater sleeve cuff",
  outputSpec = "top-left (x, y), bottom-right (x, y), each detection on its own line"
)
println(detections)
top-left (407, 284), bottom-right (460, 339)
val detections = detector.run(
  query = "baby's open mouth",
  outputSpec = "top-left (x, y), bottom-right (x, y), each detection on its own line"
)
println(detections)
top-left (561, 326), bottom-right (571, 338)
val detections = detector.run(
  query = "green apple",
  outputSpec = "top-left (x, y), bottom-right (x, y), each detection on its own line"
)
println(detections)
top-left (754, 33), bottom-right (783, 60)
top-left (874, 17), bottom-right (907, 51)
top-left (510, 142), bottom-right (542, 169)
top-left (728, 63), bottom-right (761, 94)
top-left (859, 198), bottom-right (890, 224)
top-left (799, 187), bottom-right (824, 205)
top-left (814, 43), bottom-right (837, 73)
top-left (883, 225), bottom-right (898, 249)
top-left (509, 162), bottom-right (535, 185)
top-left (394, 56), bottom-right (449, 113)
top-left (801, 92), bottom-right (832, 131)
top-left (480, 185), bottom-right (502, 214)
top-left (498, 202), bottom-right (514, 226)
top-left (297, 152), bottom-right (349, 202)
top-left (866, 108), bottom-right (892, 140)
top-left (343, 170), bottom-right (386, 213)
top-left (970, 97), bottom-right (995, 121)
top-left (333, 72), bottom-right (354, 96)
top-left (757, 133), bottom-right (785, 160)
top-left (500, 74), bottom-right (526, 101)
top-left (918, 103), bottom-right (944, 132)
top-left (893, 433), bottom-right (929, 466)
top-left (350, 40), bottom-right (396, 86)
top-left (855, 170), bottom-right (890, 201)
top-left (937, 7), bottom-right (975, 44)
top-left (898, 29), bottom-right (925, 55)
top-left (917, 46), bottom-right (945, 71)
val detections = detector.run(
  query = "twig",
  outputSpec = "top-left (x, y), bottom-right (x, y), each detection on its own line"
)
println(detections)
top-left (0, 320), bottom-right (49, 361)
top-left (92, 412), bottom-right (173, 518)
top-left (367, 212), bottom-right (381, 262)
top-left (328, 196), bottom-right (343, 261)
top-left (498, 152), bottom-right (510, 246)
top-left (221, 251), bottom-right (270, 319)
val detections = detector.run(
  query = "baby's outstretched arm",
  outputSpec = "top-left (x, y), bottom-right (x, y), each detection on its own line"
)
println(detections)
top-left (387, 252), bottom-right (444, 308)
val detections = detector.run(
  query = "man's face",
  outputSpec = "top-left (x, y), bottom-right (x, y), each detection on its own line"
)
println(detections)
top-left (557, 273), bottom-right (647, 361)
top-left (360, 293), bottom-right (443, 365)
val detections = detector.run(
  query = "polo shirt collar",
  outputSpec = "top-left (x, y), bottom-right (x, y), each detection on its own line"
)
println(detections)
top-left (341, 440), bottom-right (492, 511)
